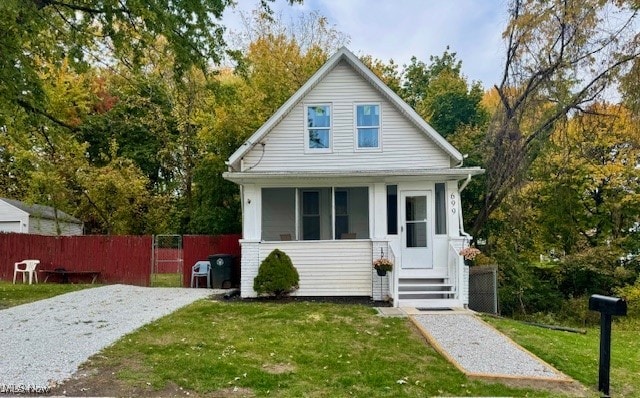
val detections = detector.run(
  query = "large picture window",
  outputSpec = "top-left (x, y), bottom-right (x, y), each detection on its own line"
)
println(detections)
top-left (356, 104), bottom-right (380, 149)
top-left (261, 187), bottom-right (369, 241)
top-left (307, 105), bottom-right (331, 150)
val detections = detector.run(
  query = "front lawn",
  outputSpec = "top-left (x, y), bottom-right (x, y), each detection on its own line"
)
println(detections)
top-left (55, 300), bottom-right (580, 397)
top-left (486, 316), bottom-right (639, 397)
top-left (0, 280), bottom-right (96, 309)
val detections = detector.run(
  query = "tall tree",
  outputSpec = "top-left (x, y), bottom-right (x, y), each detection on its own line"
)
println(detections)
top-left (184, 9), bottom-right (348, 234)
top-left (473, 0), bottom-right (640, 237)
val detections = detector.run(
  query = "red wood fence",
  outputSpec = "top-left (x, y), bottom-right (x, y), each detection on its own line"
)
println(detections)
top-left (0, 233), bottom-right (152, 285)
top-left (182, 234), bottom-right (241, 287)
top-left (154, 248), bottom-right (182, 273)
top-left (0, 233), bottom-right (242, 287)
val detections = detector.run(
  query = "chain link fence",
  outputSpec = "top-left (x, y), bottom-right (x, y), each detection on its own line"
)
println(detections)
top-left (469, 266), bottom-right (498, 314)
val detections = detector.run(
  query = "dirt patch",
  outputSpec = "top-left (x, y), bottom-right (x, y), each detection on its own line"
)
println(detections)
top-left (261, 362), bottom-right (296, 374)
top-left (50, 368), bottom-right (257, 398)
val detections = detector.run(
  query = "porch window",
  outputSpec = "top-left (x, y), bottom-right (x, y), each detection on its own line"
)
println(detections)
top-left (261, 187), bottom-right (369, 241)
top-left (307, 105), bottom-right (331, 150)
top-left (261, 188), bottom-right (296, 241)
top-left (335, 187), bottom-right (369, 239)
top-left (355, 104), bottom-right (380, 149)
top-left (301, 190), bottom-right (325, 240)
top-left (335, 190), bottom-right (349, 238)
top-left (387, 185), bottom-right (398, 235)
top-left (435, 183), bottom-right (447, 235)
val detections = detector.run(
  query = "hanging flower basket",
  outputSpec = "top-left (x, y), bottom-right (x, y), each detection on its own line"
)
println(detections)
top-left (373, 257), bottom-right (393, 276)
top-left (459, 246), bottom-right (481, 266)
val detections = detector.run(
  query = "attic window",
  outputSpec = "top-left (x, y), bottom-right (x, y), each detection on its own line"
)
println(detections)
top-left (355, 104), bottom-right (380, 149)
top-left (306, 105), bottom-right (331, 151)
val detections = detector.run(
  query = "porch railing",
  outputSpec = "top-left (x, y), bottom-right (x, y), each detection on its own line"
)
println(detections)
top-left (448, 242), bottom-right (461, 300)
top-left (372, 240), bottom-right (395, 301)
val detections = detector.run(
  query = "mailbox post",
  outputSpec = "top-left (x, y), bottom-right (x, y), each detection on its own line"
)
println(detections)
top-left (588, 294), bottom-right (627, 397)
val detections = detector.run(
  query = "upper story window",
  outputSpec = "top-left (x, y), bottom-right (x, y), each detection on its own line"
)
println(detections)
top-left (307, 105), bottom-right (331, 151)
top-left (356, 104), bottom-right (380, 149)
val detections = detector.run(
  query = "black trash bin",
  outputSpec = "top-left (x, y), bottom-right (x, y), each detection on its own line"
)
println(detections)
top-left (208, 254), bottom-right (233, 288)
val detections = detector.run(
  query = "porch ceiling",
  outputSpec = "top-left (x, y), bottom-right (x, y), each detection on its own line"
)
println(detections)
top-left (223, 167), bottom-right (484, 184)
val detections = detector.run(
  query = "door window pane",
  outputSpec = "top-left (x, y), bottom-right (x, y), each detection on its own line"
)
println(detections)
top-left (406, 222), bottom-right (427, 247)
top-left (406, 196), bottom-right (426, 221)
top-left (405, 195), bottom-right (427, 248)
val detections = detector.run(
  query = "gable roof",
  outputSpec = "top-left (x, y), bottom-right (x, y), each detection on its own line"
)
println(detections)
top-left (227, 47), bottom-right (463, 169)
top-left (1, 198), bottom-right (82, 224)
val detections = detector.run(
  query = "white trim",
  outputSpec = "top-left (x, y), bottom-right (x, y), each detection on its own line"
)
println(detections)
top-left (224, 167), bottom-right (484, 184)
top-left (354, 102), bottom-right (382, 152)
top-left (226, 47), bottom-right (464, 169)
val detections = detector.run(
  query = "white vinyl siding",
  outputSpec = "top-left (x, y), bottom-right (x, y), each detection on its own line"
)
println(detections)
top-left (0, 200), bottom-right (28, 233)
top-left (258, 240), bottom-right (372, 296)
top-left (28, 217), bottom-right (83, 236)
top-left (241, 61), bottom-right (450, 172)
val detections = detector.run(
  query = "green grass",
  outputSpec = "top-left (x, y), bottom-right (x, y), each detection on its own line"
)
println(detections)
top-left (0, 280), bottom-right (96, 309)
top-left (485, 316), bottom-right (640, 397)
top-left (151, 273), bottom-right (183, 287)
top-left (87, 301), bottom-right (574, 397)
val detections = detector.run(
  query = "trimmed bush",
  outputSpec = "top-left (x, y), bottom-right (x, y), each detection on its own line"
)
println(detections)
top-left (254, 249), bottom-right (299, 298)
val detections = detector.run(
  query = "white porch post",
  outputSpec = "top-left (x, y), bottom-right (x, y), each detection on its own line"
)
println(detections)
top-left (240, 240), bottom-right (260, 297)
top-left (242, 184), bottom-right (260, 240)
top-left (372, 183), bottom-right (386, 239)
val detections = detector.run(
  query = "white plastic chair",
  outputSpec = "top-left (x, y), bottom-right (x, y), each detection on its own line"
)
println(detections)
top-left (13, 260), bottom-right (40, 285)
top-left (190, 261), bottom-right (211, 288)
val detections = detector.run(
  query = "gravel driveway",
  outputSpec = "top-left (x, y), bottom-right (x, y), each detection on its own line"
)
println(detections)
top-left (0, 284), bottom-right (213, 388)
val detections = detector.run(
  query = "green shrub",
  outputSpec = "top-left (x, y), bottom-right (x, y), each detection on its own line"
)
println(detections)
top-left (498, 260), bottom-right (563, 317)
top-left (615, 277), bottom-right (640, 318)
top-left (253, 249), bottom-right (299, 298)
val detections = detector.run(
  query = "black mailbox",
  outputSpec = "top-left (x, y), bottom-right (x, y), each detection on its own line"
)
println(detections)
top-left (589, 294), bottom-right (628, 396)
top-left (588, 294), bottom-right (627, 316)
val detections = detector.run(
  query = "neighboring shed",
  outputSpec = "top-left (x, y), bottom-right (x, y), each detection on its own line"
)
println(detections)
top-left (0, 198), bottom-right (83, 236)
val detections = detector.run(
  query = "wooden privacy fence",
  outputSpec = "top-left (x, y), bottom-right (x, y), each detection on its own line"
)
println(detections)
top-left (0, 234), bottom-right (152, 286)
top-left (0, 233), bottom-right (241, 287)
top-left (182, 234), bottom-right (241, 287)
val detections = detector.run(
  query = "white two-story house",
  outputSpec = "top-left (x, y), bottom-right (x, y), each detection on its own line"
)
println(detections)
top-left (223, 47), bottom-right (483, 308)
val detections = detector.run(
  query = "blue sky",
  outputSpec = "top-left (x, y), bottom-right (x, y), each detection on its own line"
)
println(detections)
top-left (223, 0), bottom-right (509, 89)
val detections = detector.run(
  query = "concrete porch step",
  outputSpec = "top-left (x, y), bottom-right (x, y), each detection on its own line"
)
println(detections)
top-left (399, 290), bottom-right (455, 296)
top-left (398, 283), bottom-right (453, 289)
top-left (397, 298), bottom-right (462, 308)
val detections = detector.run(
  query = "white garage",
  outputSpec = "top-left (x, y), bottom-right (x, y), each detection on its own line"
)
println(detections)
top-left (0, 198), bottom-right (83, 236)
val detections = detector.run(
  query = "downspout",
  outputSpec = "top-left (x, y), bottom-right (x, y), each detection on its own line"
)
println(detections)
top-left (457, 173), bottom-right (472, 308)
top-left (458, 174), bottom-right (472, 239)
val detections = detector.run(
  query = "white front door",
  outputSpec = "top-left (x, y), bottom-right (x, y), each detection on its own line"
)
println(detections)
top-left (400, 190), bottom-right (432, 269)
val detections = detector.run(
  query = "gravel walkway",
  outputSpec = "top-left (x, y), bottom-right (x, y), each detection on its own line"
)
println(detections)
top-left (412, 313), bottom-right (569, 381)
top-left (0, 284), bottom-right (213, 388)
